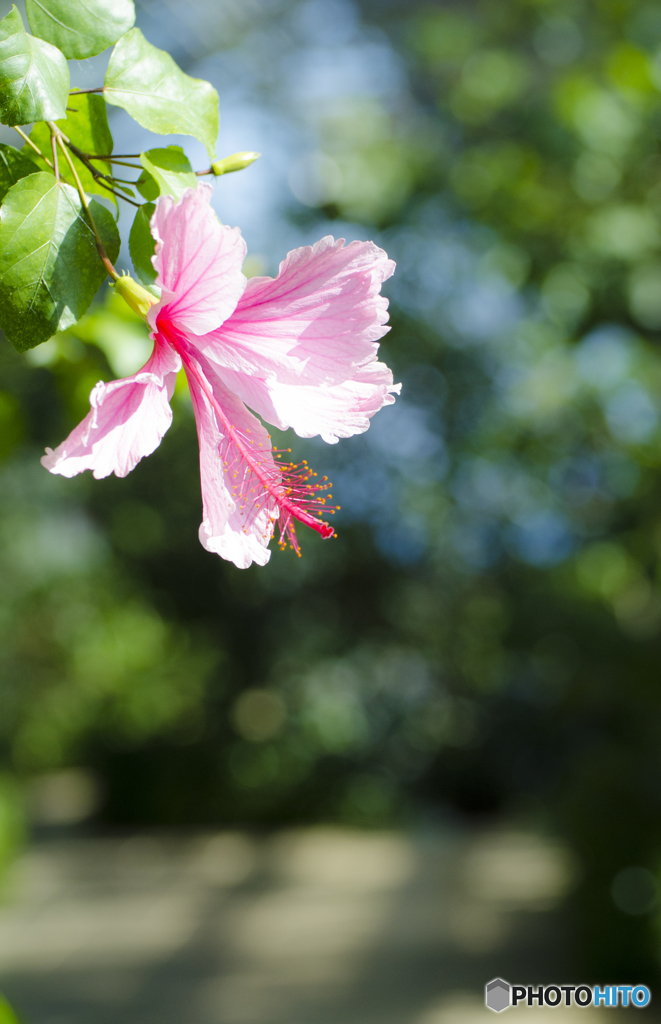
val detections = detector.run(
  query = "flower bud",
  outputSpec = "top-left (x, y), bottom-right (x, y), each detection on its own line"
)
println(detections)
top-left (114, 275), bottom-right (158, 319)
top-left (211, 151), bottom-right (261, 176)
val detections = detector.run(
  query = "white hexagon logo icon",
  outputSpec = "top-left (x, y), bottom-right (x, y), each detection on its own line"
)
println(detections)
top-left (485, 978), bottom-right (511, 1013)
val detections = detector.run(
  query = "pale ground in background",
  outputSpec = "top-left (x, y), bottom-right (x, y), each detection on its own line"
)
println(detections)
top-left (0, 824), bottom-right (651, 1024)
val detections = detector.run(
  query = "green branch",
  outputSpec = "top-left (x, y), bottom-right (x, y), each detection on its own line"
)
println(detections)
top-left (50, 126), bottom-right (119, 282)
top-left (13, 126), bottom-right (54, 170)
top-left (63, 139), bottom-right (141, 208)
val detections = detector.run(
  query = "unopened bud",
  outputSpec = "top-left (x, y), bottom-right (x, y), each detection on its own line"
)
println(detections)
top-left (114, 274), bottom-right (158, 318)
top-left (211, 151), bottom-right (260, 176)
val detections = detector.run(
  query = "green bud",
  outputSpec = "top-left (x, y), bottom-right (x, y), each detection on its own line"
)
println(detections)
top-left (114, 274), bottom-right (158, 319)
top-left (211, 151), bottom-right (261, 176)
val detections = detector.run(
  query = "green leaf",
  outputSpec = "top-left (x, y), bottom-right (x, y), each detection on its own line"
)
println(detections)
top-left (25, 0), bottom-right (135, 60)
top-left (105, 28), bottom-right (219, 157)
top-left (0, 143), bottom-right (40, 202)
top-left (112, 183), bottom-right (136, 198)
top-left (139, 146), bottom-right (196, 199)
top-left (0, 5), bottom-right (69, 125)
top-left (27, 94), bottom-right (117, 213)
top-left (0, 172), bottom-right (120, 352)
top-left (136, 170), bottom-right (159, 202)
top-left (0, 7), bottom-right (23, 39)
top-left (129, 203), bottom-right (157, 285)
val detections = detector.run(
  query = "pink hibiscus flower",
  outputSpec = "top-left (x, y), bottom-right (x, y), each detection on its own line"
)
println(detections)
top-left (42, 186), bottom-right (399, 568)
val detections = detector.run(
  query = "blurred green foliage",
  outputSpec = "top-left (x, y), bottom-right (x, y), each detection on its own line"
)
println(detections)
top-left (3, 0), bottom-right (661, 985)
top-left (0, 994), bottom-right (20, 1024)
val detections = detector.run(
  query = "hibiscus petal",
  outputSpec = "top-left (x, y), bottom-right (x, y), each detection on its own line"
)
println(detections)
top-left (148, 185), bottom-right (247, 337)
top-left (196, 236), bottom-right (395, 387)
top-left (219, 360), bottom-right (401, 443)
top-left (41, 342), bottom-right (180, 480)
top-left (186, 355), bottom-right (276, 569)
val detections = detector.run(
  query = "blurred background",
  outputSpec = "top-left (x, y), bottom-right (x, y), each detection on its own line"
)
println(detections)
top-left (2, 0), bottom-right (661, 1019)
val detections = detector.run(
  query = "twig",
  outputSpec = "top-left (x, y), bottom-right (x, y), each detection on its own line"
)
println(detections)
top-left (69, 87), bottom-right (105, 94)
top-left (14, 124), bottom-right (140, 209)
top-left (89, 153), bottom-right (141, 159)
top-left (196, 168), bottom-right (213, 176)
top-left (93, 178), bottom-right (141, 207)
top-left (50, 130), bottom-right (60, 184)
top-left (65, 140), bottom-right (141, 207)
top-left (13, 126), bottom-right (54, 169)
top-left (89, 158), bottom-right (143, 169)
top-left (69, 143), bottom-right (115, 182)
top-left (52, 128), bottom-right (119, 281)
